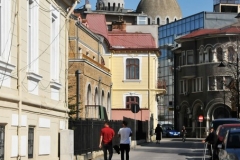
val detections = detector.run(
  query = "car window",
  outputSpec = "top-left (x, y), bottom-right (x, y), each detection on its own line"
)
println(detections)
top-left (227, 133), bottom-right (240, 148)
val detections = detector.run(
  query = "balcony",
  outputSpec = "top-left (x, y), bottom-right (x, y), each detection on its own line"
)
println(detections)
top-left (157, 79), bottom-right (167, 89)
top-left (85, 105), bottom-right (108, 120)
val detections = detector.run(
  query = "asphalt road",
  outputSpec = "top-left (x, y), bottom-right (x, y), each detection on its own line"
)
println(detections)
top-left (94, 138), bottom-right (212, 160)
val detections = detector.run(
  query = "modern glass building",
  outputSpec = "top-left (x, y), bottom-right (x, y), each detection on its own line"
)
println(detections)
top-left (158, 11), bottom-right (238, 128)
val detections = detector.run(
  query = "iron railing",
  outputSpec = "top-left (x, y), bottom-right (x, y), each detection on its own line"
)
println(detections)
top-left (69, 117), bottom-right (149, 155)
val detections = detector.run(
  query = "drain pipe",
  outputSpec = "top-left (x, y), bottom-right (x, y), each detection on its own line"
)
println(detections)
top-left (75, 70), bottom-right (81, 119)
top-left (17, 0), bottom-right (22, 159)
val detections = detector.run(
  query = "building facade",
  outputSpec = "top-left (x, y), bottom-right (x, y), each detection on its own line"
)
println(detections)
top-left (173, 22), bottom-right (240, 137)
top-left (0, 0), bottom-right (76, 159)
top-left (68, 16), bottom-right (112, 120)
top-left (158, 11), bottom-right (238, 128)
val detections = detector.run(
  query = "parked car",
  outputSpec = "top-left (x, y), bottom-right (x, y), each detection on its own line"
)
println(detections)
top-left (165, 129), bottom-right (181, 138)
top-left (210, 118), bottom-right (240, 131)
top-left (218, 129), bottom-right (240, 160)
top-left (216, 124), bottom-right (240, 143)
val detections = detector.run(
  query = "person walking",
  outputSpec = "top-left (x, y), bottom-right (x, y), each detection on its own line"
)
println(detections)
top-left (181, 126), bottom-right (187, 142)
top-left (118, 121), bottom-right (132, 160)
top-left (99, 121), bottom-right (115, 160)
top-left (202, 127), bottom-right (218, 160)
top-left (155, 124), bottom-right (163, 143)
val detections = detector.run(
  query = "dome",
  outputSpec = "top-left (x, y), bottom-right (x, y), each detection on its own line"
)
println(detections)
top-left (136, 0), bottom-right (182, 25)
top-left (96, 0), bottom-right (124, 11)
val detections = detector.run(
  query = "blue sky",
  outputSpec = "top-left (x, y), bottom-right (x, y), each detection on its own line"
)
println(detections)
top-left (76, 0), bottom-right (213, 18)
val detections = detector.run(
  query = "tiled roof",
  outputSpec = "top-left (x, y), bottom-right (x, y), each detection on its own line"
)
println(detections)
top-left (108, 33), bottom-right (156, 49)
top-left (86, 14), bottom-right (108, 39)
top-left (179, 24), bottom-right (240, 40)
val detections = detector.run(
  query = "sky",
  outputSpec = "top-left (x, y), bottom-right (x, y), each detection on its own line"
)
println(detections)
top-left (76, 0), bottom-right (213, 18)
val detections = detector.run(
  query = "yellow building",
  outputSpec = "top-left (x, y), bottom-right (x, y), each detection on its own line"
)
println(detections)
top-left (85, 14), bottom-right (166, 128)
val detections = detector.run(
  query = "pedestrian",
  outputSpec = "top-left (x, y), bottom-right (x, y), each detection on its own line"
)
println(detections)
top-left (202, 127), bottom-right (218, 160)
top-left (99, 121), bottom-right (115, 160)
top-left (181, 125), bottom-right (187, 142)
top-left (118, 121), bottom-right (132, 160)
top-left (155, 124), bottom-right (163, 143)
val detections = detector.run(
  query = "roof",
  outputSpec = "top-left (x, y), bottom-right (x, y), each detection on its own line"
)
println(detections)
top-left (177, 23), bottom-right (240, 42)
top-left (86, 14), bottom-right (108, 39)
top-left (108, 33), bottom-right (157, 49)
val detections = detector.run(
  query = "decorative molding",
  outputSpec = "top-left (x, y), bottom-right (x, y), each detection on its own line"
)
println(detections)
top-left (0, 60), bottom-right (15, 73)
top-left (27, 72), bottom-right (42, 82)
top-left (50, 81), bottom-right (62, 89)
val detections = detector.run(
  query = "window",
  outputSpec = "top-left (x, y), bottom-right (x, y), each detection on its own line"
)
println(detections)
top-left (228, 46), bottom-right (236, 62)
top-left (208, 76), bottom-right (230, 91)
top-left (137, 16), bottom-right (147, 25)
top-left (199, 48), bottom-right (203, 63)
top-left (126, 59), bottom-right (139, 79)
top-left (51, 6), bottom-right (60, 82)
top-left (180, 79), bottom-right (188, 93)
top-left (126, 96), bottom-right (139, 109)
top-left (166, 18), bottom-right (169, 24)
top-left (192, 77), bottom-right (203, 92)
top-left (148, 18), bottom-right (151, 25)
top-left (28, 0), bottom-right (39, 73)
top-left (208, 48), bottom-right (213, 62)
top-left (113, 3), bottom-right (115, 11)
top-left (28, 127), bottom-right (34, 158)
top-left (186, 50), bottom-right (194, 64)
top-left (0, 0), bottom-right (11, 61)
top-left (217, 47), bottom-right (223, 61)
top-left (157, 18), bottom-right (160, 25)
top-left (0, 126), bottom-right (4, 159)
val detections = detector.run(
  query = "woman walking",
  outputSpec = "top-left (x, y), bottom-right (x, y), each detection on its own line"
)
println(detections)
top-left (155, 124), bottom-right (163, 144)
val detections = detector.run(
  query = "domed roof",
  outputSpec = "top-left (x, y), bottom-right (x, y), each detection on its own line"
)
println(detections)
top-left (136, 0), bottom-right (182, 24)
top-left (96, 0), bottom-right (125, 11)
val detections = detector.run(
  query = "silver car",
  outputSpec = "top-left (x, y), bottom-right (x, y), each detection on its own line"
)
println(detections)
top-left (218, 129), bottom-right (240, 160)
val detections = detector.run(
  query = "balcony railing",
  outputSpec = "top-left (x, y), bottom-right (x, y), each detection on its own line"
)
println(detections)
top-left (214, 0), bottom-right (240, 5)
top-left (157, 79), bottom-right (167, 89)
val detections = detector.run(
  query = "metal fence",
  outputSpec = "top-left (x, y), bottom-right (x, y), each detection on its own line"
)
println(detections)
top-left (69, 117), bottom-right (149, 155)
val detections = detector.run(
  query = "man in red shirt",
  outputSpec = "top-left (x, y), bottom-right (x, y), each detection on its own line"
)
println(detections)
top-left (99, 121), bottom-right (115, 160)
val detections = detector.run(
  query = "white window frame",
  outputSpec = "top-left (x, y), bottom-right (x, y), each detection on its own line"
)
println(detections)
top-left (28, 0), bottom-right (39, 73)
top-left (180, 79), bottom-right (188, 94)
top-left (50, 5), bottom-right (60, 82)
top-left (199, 48), bottom-right (203, 63)
top-left (123, 57), bottom-right (142, 82)
top-left (0, 0), bottom-right (11, 61)
top-left (137, 16), bottom-right (147, 25)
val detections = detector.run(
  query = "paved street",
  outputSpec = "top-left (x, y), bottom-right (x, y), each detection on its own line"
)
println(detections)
top-left (94, 138), bottom-right (211, 160)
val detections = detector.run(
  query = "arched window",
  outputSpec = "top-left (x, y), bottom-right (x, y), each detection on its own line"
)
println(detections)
top-left (113, 3), bottom-right (115, 11)
top-left (166, 18), bottom-right (169, 24)
top-left (107, 93), bottom-right (110, 112)
top-left (228, 46), bottom-right (235, 62)
top-left (101, 90), bottom-right (104, 106)
top-left (126, 59), bottom-right (139, 79)
top-left (108, 3), bottom-right (110, 11)
top-left (208, 48), bottom-right (213, 62)
top-left (148, 18), bottom-right (151, 25)
top-left (94, 88), bottom-right (98, 105)
top-left (157, 18), bottom-right (160, 25)
top-left (217, 47), bottom-right (223, 62)
top-left (199, 48), bottom-right (204, 63)
top-left (87, 84), bottom-right (91, 105)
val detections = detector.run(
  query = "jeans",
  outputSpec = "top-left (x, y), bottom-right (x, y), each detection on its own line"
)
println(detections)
top-left (120, 144), bottom-right (130, 160)
top-left (102, 143), bottom-right (113, 160)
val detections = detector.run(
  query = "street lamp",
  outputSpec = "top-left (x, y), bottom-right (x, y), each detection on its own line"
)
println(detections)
top-left (218, 52), bottom-right (240, 118)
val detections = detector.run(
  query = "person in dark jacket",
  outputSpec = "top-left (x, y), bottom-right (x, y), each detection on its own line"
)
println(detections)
top-left (202, 127), bottom-right (218, 160)
top-left (155, 124), bottom-right (163, 144)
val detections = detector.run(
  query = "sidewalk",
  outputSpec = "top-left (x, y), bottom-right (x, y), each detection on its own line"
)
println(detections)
top-left (93, 138), bottom-right (203, 160)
